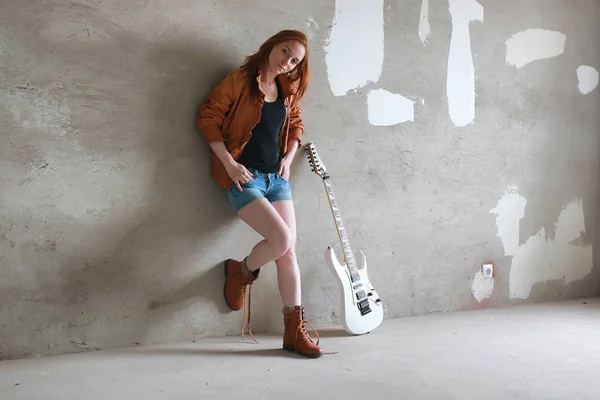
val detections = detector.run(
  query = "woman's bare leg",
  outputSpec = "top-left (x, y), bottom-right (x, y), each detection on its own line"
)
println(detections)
top-left (271, 200), bottom-right (301, 307)
top-left (237, 198), bottom-right (293, 271)
top-left (272, 200), bottom-right (323, 357)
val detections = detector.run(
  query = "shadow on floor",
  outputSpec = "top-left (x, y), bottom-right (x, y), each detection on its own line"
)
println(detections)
top-left (315, 328), bottom-right (358, 338)
top-left (120, 346), bottom-right (309, 359)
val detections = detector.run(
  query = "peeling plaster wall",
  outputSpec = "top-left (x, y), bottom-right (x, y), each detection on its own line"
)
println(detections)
top-left (1, 0), bottom-right (599, 360)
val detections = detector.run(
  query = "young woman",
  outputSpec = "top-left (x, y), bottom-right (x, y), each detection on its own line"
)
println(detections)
top-left (196, 30), bottom-right (323, 358)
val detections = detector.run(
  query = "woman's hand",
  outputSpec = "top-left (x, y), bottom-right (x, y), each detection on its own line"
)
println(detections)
top-left (279, 140), bottom-right (300, 180)
top-left (225, 160), bottom-right (253, 191)
top-left (278, 154), bottom-right (293, 180)
top-left (208, 142), bottom-right (252, 191)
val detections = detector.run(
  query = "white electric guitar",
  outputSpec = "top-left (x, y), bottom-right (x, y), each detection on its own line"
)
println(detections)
top-left (305, 143), bottom-right (383, 335)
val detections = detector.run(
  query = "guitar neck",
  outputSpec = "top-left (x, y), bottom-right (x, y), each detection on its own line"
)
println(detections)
top-left (322, 177), bottom-right (359, 277)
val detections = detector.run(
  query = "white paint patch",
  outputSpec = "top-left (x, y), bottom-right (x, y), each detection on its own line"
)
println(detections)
top-left (306, 15), bottom-right (319, 39)
top-left (471, 270), bottom-right (494, 302)
top-left (447, 0), bottom-right (484, 127)
top-left (505, 29), bottom-right (566, 69)
top-left (325, 0), bottom-right (384, 96)
top-left (418, 0), bottom-right (431, 46)
top-left (367, 89), bottom-right (414, 126)
top-left (509, 198), bottom-right (594, 300)
top-left (576, 65), bottom-right (599, 94)
top-left (489, 185), bottom-right (527, 256)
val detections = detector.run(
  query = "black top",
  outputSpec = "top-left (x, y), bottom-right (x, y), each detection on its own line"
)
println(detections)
top-left (237, 80), bottom-right (287, 173)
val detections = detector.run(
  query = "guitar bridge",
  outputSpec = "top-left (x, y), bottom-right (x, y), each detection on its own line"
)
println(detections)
top-left (357, 299), bottom-right (372, 316)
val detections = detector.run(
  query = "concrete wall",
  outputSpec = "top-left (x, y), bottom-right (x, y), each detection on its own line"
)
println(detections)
top-left (1, 0), bottom-right (599, 360)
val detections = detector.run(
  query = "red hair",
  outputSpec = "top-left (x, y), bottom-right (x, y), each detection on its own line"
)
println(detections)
top-left (240, 30), bottom-right (310, 105)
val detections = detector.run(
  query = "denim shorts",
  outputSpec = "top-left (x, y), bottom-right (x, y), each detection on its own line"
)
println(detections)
top-left (227, 168), bottom-right (293, 212)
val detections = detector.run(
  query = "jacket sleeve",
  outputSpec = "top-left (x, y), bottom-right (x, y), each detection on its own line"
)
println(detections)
top-left (196, 73), bottom-right (234, 143)
top-left (287, 98), bottom-right (304, 148)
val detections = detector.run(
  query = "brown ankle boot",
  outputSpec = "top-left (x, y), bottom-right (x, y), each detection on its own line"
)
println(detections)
top-left (223, 259), bottom-right (259, 311)
top-left (282, 306), bottom-right (324, 358)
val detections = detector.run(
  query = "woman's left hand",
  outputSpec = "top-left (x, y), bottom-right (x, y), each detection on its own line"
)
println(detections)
top-left (278, 155), bottom-right (293, 180)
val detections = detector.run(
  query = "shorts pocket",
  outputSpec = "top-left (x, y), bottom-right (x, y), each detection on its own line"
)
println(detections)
top-left (276, 174), bottom-right (291, 191)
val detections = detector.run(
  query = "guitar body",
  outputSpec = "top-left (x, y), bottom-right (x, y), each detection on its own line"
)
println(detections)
top-left (324, 247), bottom-right (383, 335)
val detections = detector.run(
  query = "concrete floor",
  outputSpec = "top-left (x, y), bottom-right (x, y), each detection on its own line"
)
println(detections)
top-left (1, 299), bottom-right (598, 400)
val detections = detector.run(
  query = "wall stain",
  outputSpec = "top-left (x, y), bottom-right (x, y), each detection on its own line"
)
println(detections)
top-left (70, 340), bottom-right (100, 351)
top-left (570, 231), bottom-right (590, 247)
top-left (34, 239), bottom-right (56, 252)
top-left (148, 300), bottom-right (170, 310)
top-left (19, 162), bottom-right (48, 186)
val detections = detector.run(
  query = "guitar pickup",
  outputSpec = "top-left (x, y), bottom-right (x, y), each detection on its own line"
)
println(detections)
top-left (356, 290), bottom-right (367, 301)
top-left (350, 273), bottom-right (360, 283)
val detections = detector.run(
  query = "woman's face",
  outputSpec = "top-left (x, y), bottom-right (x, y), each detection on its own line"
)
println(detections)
top-left (268, 40), bottom-right (306, 75)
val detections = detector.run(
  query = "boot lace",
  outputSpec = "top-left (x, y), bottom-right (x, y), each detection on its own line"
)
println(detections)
top-left (292, 309), bottom-right (338, 355)
top-left (295, 316), bottom-right (320, 347)
top-left (241, 282), bottom-right (258, 344)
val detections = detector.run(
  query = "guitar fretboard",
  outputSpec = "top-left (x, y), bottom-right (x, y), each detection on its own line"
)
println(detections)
top-left (323, 178), bottom-right (360, 282)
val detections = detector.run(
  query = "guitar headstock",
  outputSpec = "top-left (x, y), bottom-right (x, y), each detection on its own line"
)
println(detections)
top-left (305, 143), bottom-right (329, 179)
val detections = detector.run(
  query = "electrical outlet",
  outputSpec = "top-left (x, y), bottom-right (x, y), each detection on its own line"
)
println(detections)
top-left (482, 263), bottom-right (494, 279)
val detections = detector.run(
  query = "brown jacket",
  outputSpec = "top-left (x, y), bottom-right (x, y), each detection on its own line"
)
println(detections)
top-left (196, 68), bottom-right (305, 190)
